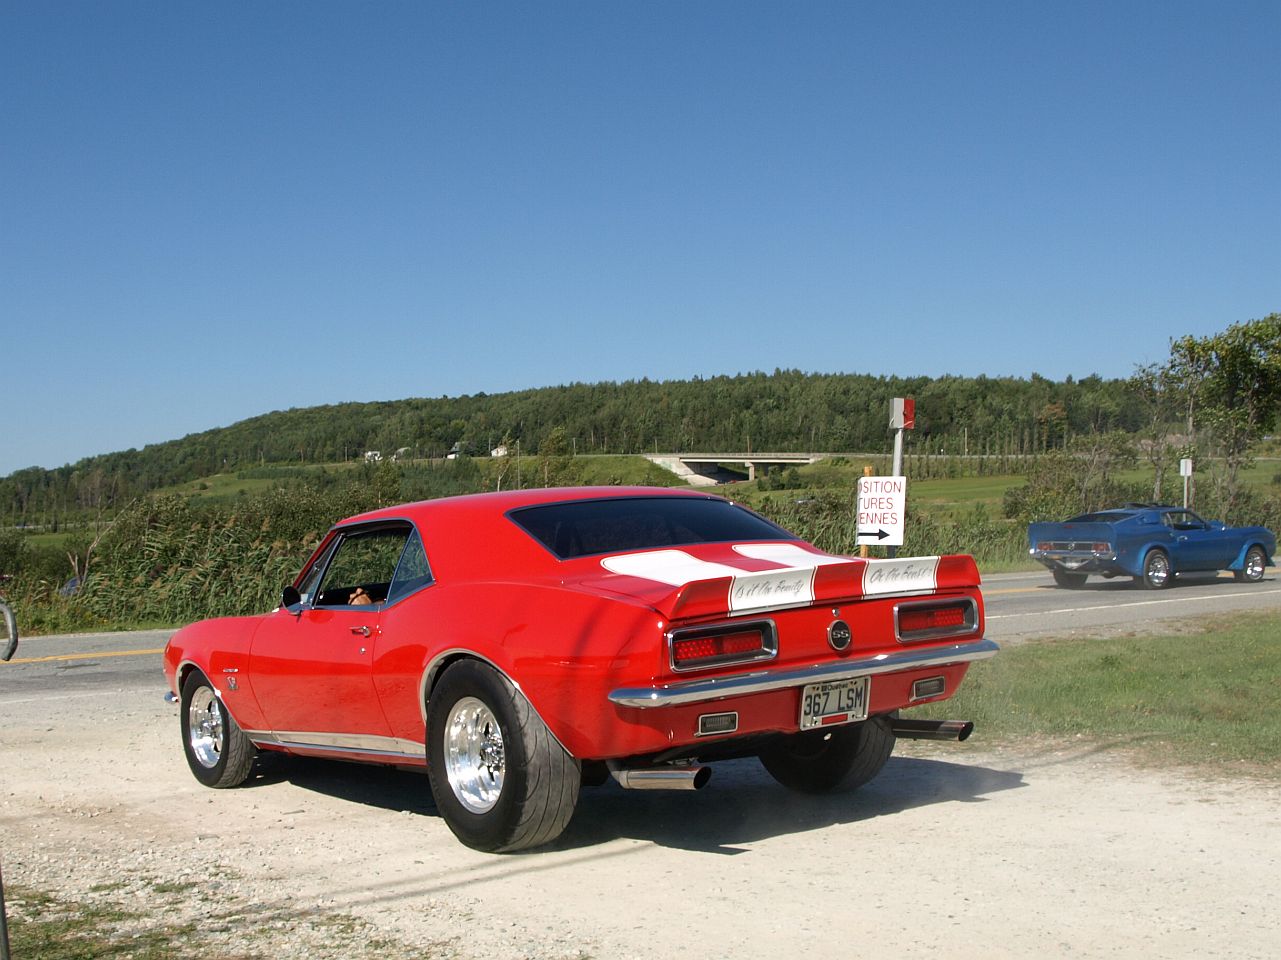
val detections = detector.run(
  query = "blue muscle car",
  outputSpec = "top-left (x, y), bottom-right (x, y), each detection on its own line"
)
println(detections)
top-left (1028, 505), bottom-right (1275, 589)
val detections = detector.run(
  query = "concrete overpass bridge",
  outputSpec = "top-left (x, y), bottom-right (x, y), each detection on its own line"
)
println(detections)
top-left (644, 452), bottom-right (830, 486)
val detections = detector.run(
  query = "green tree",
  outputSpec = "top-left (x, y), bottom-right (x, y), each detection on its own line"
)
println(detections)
top-left (1168, 314), bottom-right (1281, 515)
top-left (1129, 362), bottom-right (1184, 502)
top-left (537, 427), bottom-right (572, 487)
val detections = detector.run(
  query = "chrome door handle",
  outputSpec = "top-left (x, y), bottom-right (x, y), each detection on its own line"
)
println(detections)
top-left (350, 625), bottom-right (371, 637)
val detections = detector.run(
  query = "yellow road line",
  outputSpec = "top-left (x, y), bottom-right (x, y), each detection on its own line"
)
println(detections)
top-left (3, 647), bottom-right (164, 665)
top-left (983, 586), bottom-right (1043, 596)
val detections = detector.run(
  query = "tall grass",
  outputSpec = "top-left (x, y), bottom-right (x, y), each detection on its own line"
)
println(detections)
top-left (8, 473), bottom-right (1024, 633)
top-left (754, 492), bottom-right (1028, 567)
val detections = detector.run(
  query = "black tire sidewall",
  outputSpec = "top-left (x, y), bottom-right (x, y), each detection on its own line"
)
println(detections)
top-left (1246, 546), bottom-right (1266, 582)
top-left (1143, 550), bottom-right (1170, 589)
top-left (426, 661), bottom-right (529, 852)
top-left (180, 671), bottom-right (231, 787)
top-left (760, 715), bottom-right (895, 793)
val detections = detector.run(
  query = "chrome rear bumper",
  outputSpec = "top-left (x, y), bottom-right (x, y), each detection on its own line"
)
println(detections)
top-left (608, 637), bottom-right (999, 709)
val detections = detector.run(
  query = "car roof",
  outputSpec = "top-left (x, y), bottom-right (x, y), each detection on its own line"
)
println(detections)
top-left (333, 487), bottom-right (732, 580)
top-left (340, 486), bottom-right (719, 526)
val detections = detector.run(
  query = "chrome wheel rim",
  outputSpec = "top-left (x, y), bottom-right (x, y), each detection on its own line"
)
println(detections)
top-left (1147, 553), bottom-right (1170, 587)
top-left (444, 697), bottom-right (505, 814)
top-left (187, 685), bottom-right (225, 769)
top-left (1246, 550), bottom-right (1265, 581)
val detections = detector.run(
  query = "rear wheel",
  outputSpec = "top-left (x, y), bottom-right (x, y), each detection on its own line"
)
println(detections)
top-left (180, 671), bottom-right (256, 788)
top-left (759, 715), bottom-right (896, 793)
top-left (1139, 549), bottom-right (1171, 590)
top-left (427, 660), bottom-right (580, 852)
top-left (1235, 545), bottom-right (1267, 583)
top-left (1052, 570), bottom-right (1088, 589)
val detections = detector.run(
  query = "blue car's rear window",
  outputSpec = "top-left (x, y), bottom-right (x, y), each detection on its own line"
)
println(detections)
top-left (1066, 512), bottom-right (1135, 523)
top-left (509, 496), bottom-right (793, 560)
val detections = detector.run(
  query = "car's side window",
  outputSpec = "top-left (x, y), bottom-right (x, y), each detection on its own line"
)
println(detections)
top-left (314, 526), bottom-right (411, 607)
top-left (386, 529), bottom-right (434, 604)
top-left (1165, 511), bottom-right (1205, 531)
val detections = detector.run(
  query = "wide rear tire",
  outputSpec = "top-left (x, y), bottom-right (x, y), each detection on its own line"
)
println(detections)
top-left (427, 660), bottom-right (580, 853)
top-left (759, 715), bottom-right (896, 794)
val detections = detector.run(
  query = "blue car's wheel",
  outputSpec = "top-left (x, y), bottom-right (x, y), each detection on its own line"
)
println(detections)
top-left (1235, 546), bottom-right (1267, 583)
top-left (1139, 549), bottom-right (1171, 590)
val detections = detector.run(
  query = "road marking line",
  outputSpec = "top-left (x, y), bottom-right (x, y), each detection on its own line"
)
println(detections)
top-left (0, 690), bottom-right (148, 705)
top-left (2, 647), bottom-right (164, 665)
top-left (987, 588), bottom-right (1281, 619)
top-left (983, 587), bottom-right (1043, 596)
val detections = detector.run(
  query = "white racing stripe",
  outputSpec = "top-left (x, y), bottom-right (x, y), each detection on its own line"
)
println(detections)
top-left (600, 549), bottom-right (743, 586)
top-left (603, 546), bottom-right (947, 611)
top-left (732, 543), bottom-right (845, 566)
top-left (862, 556), bottom-right (940, 596)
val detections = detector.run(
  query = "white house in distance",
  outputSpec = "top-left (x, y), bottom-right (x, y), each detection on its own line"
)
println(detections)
top-left (363, 450), bottom-right (382, 462)
top-left (491, 444), bottom-right (509, 457)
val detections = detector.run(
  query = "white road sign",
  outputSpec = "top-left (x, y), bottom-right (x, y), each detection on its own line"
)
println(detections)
top-left (857, 476), bottom-right (906, 547)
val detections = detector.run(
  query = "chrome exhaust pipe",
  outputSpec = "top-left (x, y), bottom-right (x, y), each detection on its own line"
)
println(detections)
top-left (889, 719), bottom-right (974, 742)
top-left (610, 765), bottom-right (712, 791)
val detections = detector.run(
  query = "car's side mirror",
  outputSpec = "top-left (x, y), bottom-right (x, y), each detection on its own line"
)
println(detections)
top-left (281, 585), bottom-right (302, 611)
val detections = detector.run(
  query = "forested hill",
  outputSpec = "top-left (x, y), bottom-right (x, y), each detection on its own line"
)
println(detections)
top-left (4, 369), bottom-right (1137, 511)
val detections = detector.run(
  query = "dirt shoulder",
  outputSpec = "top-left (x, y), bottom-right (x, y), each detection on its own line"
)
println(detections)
top-left (2, 683), bottom-right (1279, 959)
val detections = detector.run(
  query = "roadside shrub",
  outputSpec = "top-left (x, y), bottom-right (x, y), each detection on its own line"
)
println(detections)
top-left (0, 528), bottom-right (28, 577)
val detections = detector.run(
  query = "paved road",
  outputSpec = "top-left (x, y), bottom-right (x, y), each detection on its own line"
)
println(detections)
top-left (3, 569), bottom-right (1279, 702)
top-left (980, 568), bottom-right (1281, 641)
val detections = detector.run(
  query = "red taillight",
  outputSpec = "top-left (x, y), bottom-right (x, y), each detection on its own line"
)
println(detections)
top-left (899, 605), bottom-right (966, 633)
top-left (896, 599), bottom-right (978, 642)
top-left (669, 622), bottom-right (776, 670)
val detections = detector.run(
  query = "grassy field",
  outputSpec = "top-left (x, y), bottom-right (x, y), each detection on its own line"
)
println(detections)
top-left (918, 610), bottom-right (1281, 775)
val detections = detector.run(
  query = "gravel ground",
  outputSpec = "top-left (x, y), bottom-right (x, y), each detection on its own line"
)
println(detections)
top-left (2, 682), bottom-right (1279, 959)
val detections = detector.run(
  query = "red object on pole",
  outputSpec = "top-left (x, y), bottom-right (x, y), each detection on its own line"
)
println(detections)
top-left (890, 397), bottom-right (915, 430)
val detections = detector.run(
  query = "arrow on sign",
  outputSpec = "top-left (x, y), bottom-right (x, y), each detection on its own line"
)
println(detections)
top-left (860, 529), bottom-right (890, 541)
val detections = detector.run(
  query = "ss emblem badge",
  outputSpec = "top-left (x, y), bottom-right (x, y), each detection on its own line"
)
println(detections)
top-left (828, 619), bottom-right (852, 652)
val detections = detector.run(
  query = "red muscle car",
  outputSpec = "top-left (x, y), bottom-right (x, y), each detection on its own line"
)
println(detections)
top-left (164, 487), bottom-right (997, 852)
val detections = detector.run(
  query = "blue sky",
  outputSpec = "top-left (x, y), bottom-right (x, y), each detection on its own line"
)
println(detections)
top-left (2, 1), bottom-right (1277, 476)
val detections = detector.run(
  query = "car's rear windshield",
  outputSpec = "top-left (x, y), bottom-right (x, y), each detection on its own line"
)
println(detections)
top-left (509, 496), bottom-right (793, 560)
top-left (1066, 511), bottom-right (1134, 523)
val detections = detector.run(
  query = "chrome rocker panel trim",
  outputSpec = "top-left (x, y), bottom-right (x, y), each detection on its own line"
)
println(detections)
top-left (608, 637), bottom-right (1000, 709)
top-left (244, 729), bottom-right (425, 761)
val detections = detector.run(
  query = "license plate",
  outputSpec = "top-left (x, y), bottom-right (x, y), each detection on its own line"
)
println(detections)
top-left (799, 677), bottom-right (869, 731)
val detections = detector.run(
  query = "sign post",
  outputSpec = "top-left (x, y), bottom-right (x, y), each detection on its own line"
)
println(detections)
top-left (1180, 458), bottom-right (1193, 509)
top-left (889, 397), bottom-right (915, 478)
top-left (884, 398), bottom-right (915, 557)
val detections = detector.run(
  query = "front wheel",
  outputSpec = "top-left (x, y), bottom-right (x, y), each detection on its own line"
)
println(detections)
top-left (1235, 545), bottom-right (1267, 583)
top-left (759, 715), bottom-right (896, 794)
top-left (427, 660), bottom-right (580, 852)
top-left (180, 671), bottom-right (256, 788)
top-left (1139, 549), bottom-right (1171, 590)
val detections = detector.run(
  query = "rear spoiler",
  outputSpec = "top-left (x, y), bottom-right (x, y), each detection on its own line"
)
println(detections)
top-left (657, 555), bottom-right (981, 621)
